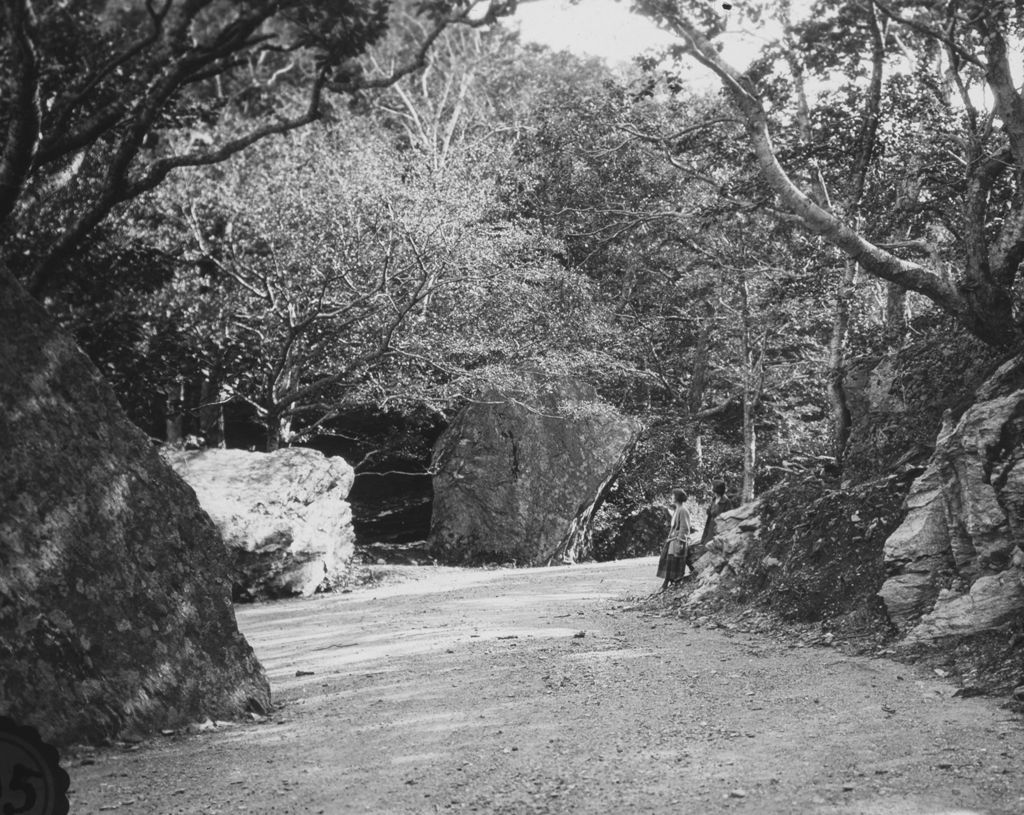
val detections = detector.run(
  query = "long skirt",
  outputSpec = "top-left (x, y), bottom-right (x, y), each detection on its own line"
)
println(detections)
top-left (656, 540), bottom-right (687, 581)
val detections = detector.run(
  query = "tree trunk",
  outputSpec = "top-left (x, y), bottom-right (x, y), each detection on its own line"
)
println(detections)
top-left (0, 0), bottom-right (41, 227)
top-left (165, 378), bottom-right (186, 446)
top-left (741, 400), bottom-right (756, 504)
top-left (688, 300), bottom-right (713, 480)
top-left (883, 282), bottom-right (908, 347)
top-left (266, 421), bottom-right (281, 452)
top-left (828, 261), bottom-right (856, 465)
top-left (687, 299), bottom-right (713, 417)
top-left (199, 378), bottom-right (225, 448)
top-left (265, 412), bottom-right (294, 452)
top-left (738, 272), bottom-right (762, 503)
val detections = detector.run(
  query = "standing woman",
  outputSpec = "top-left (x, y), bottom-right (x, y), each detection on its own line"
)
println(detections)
top-left (657, 488), bottom-right (692, 591)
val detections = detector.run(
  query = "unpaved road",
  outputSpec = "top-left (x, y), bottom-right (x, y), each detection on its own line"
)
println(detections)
top-left (68, 558), bottom-right (1024, 814)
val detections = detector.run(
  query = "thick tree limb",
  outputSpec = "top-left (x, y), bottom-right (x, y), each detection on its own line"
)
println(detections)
top-left (648, 4), bottom-right (1004, 336)
top-left (0, 0), bottom-right (41, 227)
top-left (37, 1), bottom-right (174, 165)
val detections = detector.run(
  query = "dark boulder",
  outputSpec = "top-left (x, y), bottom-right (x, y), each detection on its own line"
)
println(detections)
top-left (0, 268), bottom-right (269, 745)
top-left (429, 381), bottom-right (640, 566)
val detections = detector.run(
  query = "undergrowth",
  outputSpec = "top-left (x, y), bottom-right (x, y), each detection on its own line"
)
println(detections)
top-left (750, 472), bottom-right (913, 628)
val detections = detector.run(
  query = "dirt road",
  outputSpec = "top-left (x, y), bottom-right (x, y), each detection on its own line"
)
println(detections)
top-left (67, 558), bottom-right (1024, 814)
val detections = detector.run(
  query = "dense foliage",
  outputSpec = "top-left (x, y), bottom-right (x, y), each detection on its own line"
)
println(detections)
top-left (636, 0), bottom-right (1024, 348)
top-left (4, 0), bottom-right (1020, 500)
top-left (741, 471), bottom-right (909, 629)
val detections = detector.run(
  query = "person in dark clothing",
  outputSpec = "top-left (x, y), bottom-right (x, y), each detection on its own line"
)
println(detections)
top-left (657, 488), bottom-right (692, 591)
top-left (699, 480), bottom-right (733, 549)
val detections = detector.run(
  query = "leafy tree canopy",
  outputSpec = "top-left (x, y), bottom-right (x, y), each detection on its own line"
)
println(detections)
top-left (633, 0), bottom-right (1024, 348)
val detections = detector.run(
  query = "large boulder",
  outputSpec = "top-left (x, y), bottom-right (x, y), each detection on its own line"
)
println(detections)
top-left (878, 354), bottom-right (1024, 641)
top-left (0, 267), bottom-right (269, 746)
top-left (689, 501), bottom-right (762, 604)
top-left (164, 448), bottom-right (355, 600)
top-left (429, 382), bottom-right (640, 565)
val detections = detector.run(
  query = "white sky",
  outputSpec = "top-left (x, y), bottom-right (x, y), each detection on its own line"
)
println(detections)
top-left (510, 0), bottom-right (816, 70)
top-left (507, 1), bottom-right (1024, 126)
top-left (512, 0), bottom-right (676, 64)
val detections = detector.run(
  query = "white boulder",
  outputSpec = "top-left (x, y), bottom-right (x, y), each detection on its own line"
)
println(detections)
top-left (165, 447), bottom-right (355, 599)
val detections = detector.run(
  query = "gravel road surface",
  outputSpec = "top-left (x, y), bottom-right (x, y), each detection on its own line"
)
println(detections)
top-left (67, 558), bottom-right (1024, 814)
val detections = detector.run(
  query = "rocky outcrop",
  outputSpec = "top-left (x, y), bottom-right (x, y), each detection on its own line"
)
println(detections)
top-left (165, 448), bottom-right (355, 600)
top-left (907, 574), bottom-right (1024, 642)
top-left (430, 382), bottom-right (641, 566)
top-left (0, 267), bottom-right (269, 746)
top-left (689, 501), bottom-right (762, 603)
top-left (878, 354), bottom-right (1024, 641)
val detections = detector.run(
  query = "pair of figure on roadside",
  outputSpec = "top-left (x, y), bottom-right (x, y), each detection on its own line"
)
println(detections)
top-left (657, 480), bottom-right (731, 592)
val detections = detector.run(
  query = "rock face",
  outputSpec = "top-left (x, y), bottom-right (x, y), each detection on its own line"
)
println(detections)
top-left (430, 382), bottom-right (641, 565)
top-left (0, 267), bottom-right (270, 746)
top-left (165, 448), bottom-right (355, 600)
top-left (878, 354), bottom-right (1024, 641)
top-left (690, 501), bottom-right (762, 604)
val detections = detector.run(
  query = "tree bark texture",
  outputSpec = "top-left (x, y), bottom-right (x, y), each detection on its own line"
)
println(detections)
top-left (199, 378), bottom-right (225, 448)
top-left (828, 261), bottom-right (857, 464)
top-left (0, 0), bottom-right (41, 227)
top-left (687, 299), bottom-right (713, 418)
top-left (165, 378), bottom-right (186, 446)
top-left (738, 273), bottom-right (763, 503)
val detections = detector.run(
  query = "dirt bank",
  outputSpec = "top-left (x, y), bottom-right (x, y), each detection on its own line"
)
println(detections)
top-left (67, 558), bottom-right (1024, 814)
